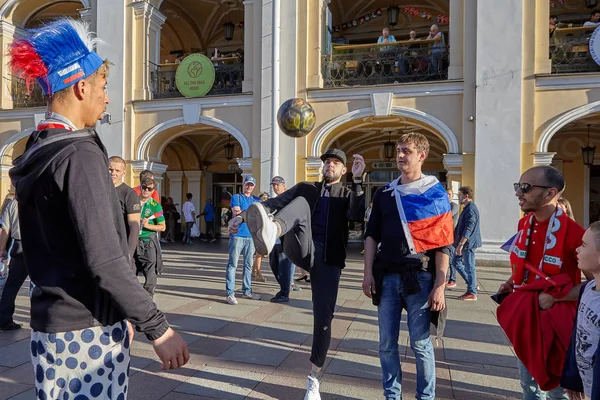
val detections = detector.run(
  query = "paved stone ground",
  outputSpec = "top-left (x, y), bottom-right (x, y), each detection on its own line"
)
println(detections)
top-left (0, 242), bottom-right (522, 399)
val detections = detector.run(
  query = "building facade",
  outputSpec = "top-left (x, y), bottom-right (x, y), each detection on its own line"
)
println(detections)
top-left (0, 0), bottom-right (598, 262)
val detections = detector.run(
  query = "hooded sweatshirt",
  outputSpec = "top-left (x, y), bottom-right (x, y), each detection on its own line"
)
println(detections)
top-left (10, 127), bottom-right (169, 340)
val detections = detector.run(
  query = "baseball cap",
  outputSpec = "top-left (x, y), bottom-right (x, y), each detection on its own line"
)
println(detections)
top-left (320, 148), bottom-right (347, 165)
top-left (244, 176), bottom-right (256, 185)
top-left (271, 176), bottom-right (285, 185)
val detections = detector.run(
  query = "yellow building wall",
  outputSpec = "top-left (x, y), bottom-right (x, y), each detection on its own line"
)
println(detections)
top-left (562, 159), bottom-right (585, 224)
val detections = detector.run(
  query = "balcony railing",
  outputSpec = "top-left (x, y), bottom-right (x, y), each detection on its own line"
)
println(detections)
top-left (322, 40), bottom-right (449, 88)
top-left (151, 62), bottom-right (244, 99)
top-left (551, 26), bottom-right (600, 74)
top-left (10, 78), bottom-right (45, 108)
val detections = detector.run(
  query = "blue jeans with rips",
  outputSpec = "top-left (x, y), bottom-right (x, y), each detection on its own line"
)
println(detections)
top-left (225, 236), bottom-right (255, 297)
top-left (377, 271), bottom-right (435, 400)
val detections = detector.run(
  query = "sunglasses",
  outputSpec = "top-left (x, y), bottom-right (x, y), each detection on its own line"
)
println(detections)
top-left (513, 183), bottom-right (552, 193)
top-left (141, 185), bottom-right (155, 192)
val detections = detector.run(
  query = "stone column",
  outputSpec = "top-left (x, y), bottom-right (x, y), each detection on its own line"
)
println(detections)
top-left (0, 21), bottom-right (24, 110)
top-left (306, 156), bottom-right (323, 182)
top-left (185, 171), bottom-right (202, 217)
top-left (474, 0), bottom-right (525, 261)
top-left (306, 0), bottom-right (328, 88)
top-left (535, 0), bottom-right (551, 74)
top-left (443, 154), bottom-right (463, 193)
top-left (131, 1), bottom-right (166, 100)
top-left (166, 171), bottom-right (184, 210)
top-left (236, 157), bottom-right (253, 178)
top-left (242, 0), bottom-right (254, 92)
top-left (533, 152), bottom-right (556, 166)
top-left (448, 0), bottom-right (464, 80)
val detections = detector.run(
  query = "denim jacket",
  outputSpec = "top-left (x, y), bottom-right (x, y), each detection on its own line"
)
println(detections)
top-left (454, 201), bottom-right (482, 249)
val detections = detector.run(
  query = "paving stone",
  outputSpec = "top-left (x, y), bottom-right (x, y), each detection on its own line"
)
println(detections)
top-left (0, 340), bottom-right (31, 368)
top-left (193, 302), bottom-right (259, 320)
top-left (246, 324), bottom-right (309, 346)
top-left (0, 381), bottom-right (32, 400)
top-left (127, 362), bottom-right (198, 400)
top-left (0, 329), bottom-right (30, 344)
top-left (6, 387), bottom-right (35, 400)
top-left (216, 341), bottom-right (295, 367)
top-left (174, 366), bottom-right (266, 399)
top-left (246, 373), bottom-right (307, 399)
top-left (325, 347), bottom-right (381, 381)
top-left (319, 373), bottom-right (384, 399)
top-left (443, 337), bottom-right (516, 368)
top-left (0, 362), bottom-right (32, 385)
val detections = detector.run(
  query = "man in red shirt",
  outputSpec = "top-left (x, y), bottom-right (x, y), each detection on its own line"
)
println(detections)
top-left (134, 169), bottom-right (161, 202)
top-left (495, 166), bottom-right (592, 399)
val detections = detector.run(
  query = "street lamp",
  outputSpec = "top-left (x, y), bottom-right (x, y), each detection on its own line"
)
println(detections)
top-left (387, 5), bottom-right (400, 26)
top-left (586, 0), bottom-right (598, 10)
top-left (582, 124), bottom-right (596, 167)
top-left (224, 135), bottom-right (235, 160)
top-left (383, 131), bottom-right (395, 160)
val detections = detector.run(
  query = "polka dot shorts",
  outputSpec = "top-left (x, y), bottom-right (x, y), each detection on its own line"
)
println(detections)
top-left (30, 320), bottom-right (131, 400)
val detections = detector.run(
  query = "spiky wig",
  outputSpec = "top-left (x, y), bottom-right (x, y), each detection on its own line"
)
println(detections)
top-left (8, 18), bottom-right (104, 96)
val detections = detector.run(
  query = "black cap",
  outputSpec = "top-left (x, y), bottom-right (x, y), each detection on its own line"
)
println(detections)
top-left (271, 176), bottom-right (285, 184)
top-left (320, 148), bottom-right (347, 164)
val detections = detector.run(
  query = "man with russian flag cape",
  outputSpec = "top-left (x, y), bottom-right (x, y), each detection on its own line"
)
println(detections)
top-left (362, 132), bottom-right (453, 400)
top-left (8, 18), bottom-right (188, 398)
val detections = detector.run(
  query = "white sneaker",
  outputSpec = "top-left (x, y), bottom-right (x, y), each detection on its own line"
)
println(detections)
top-left (304, 375), bottom-right (321, 400)
top-left (246, 203), bottom-right (278, 256)
top-left (242, 292), bottom-right (261, 300)
top-left (226, 295), bottom-right (238, 305)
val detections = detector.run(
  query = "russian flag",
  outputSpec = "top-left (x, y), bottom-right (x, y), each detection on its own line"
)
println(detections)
top-left (385, 176), bottom-right (454, 253)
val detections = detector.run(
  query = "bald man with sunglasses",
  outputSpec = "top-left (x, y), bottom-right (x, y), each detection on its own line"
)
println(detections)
top-left (496, 166), bottom-right (592, 399)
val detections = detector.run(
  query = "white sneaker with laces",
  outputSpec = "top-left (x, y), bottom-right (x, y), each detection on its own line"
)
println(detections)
top-left (242, 292), bottom-right (261, 300)
top-left (226, 295), bottom-right (238, 305)
top-left (304, 375), bottom-right (321, 400)
top-left (246, 203), bottom-right (278, 255)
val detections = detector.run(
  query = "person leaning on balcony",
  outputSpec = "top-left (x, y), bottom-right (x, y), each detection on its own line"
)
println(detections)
top-left (377, 27), bottom-right (396, 52)
top-left (427, 24), bottom-right (446, 74)
top-left (584, 9), bottom-right (600, 27)
top-left (549, 15), bottom-right (558, 38)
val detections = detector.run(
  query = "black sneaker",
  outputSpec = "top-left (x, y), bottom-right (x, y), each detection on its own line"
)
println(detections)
top-left (0, 321), bottom-right (22, 331)
top-left (270, 295), bottom-right (290, 303)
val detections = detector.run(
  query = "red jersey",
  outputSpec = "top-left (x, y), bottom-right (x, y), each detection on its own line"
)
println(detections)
top-left (516, 215), bottom-right (584, 285)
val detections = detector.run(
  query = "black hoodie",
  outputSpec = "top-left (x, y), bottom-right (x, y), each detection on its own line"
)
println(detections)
top-left (10, 128), bottom-right (169, 340)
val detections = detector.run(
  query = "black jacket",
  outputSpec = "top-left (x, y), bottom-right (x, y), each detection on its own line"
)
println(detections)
top-left (262, 180), bottom-right (365, 268)
top-left (10, 128), bottom-right (169, 340)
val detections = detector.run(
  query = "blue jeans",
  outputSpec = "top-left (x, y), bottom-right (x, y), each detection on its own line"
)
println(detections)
top-left (225, 236), bottom-right (255, 297)
top-left (452, 248), bottom-right (477, 294)
top-left (378, 272), bottom-right (435, 400)
top-left (447, 246), bottom-right (456, 283)
top-left (517, 359), bottom-right (568, 400)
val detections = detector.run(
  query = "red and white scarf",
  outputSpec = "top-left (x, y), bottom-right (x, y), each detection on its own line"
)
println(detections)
top-left (510, 206), bottom-right (568, 288)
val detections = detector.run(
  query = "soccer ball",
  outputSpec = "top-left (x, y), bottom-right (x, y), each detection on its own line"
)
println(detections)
top-left (276, 98), bottom-right (316, 138)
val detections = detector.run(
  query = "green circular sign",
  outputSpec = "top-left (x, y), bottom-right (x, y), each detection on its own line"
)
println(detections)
top-left (175, 54), bottom-right (215, 97)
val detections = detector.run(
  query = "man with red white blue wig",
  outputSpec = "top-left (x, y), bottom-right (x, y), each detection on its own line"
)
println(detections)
top-left (362, 132), bottom-right (453, 400)
top-left (8, 18), bottom-right (189, 399)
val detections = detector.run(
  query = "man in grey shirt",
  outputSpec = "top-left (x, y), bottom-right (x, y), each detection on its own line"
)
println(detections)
top-left (0, 198), bottom-right (25, 331)
top-left (446, 188), bottom-right (460, 288)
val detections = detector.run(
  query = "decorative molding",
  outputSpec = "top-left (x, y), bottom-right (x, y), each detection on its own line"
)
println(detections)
top-left (0, 128), bottom-right (34, 162)
top-left (165, 171), bottom-right (184, 182)
top-left (307, 81), bottom-right (464, 102)
top-left (311, 106), bottom-right (460, 156)
top-left (242, 0), bottom-right (254, 5)
top-left (532, 152), bottom-right (556, 166)
top-left (442, 153), bottom-right (463, 169)
top-left (137, 116), bottom-right (251, 160)
top-left (132, 1), bottom-right (151, 19)
top-left (0, 20), bottom-right (16, 37)
top-left (535, 73), bottom-right (600, 91)
top-left (184, 171), bottom-right (202, 181)
top-left (0, 165), bottom-right (11, 175)
top-left (78, 8), bottom-right (94, 23)
top-left (132, 94), bottom-right (253, 112)
top-left (131, 160), bottom-right (168, 175)
top-left (236, 157), bottom-right (253, 172)
top-left (0, 108), bottom-right (45, 121)
top-left (537, 100), bottom-right (600, 152)
top-left (183, 103), bottom-right (202, 125)
top-left (446, 170), bottom-right (462, 176)
top-left (306, 157), bottom-right (323, 179)
top-left (371, 92), bottom-right (393, 117)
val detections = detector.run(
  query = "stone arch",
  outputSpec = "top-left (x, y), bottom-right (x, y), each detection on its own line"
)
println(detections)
top-left (136, 116), bottom-right (250, 161)
top-left (537, 100), bottom-right (600, 153)
top-left (1, 0), bottom-right (89, 25)
top-left (0, 128), bottom-right (33, 165)
top-left (311, 106), bottom-right (460, 157)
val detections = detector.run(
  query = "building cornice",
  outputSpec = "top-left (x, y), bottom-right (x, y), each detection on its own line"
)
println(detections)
top-left (307, 80), bottom-right (463, 102)
top-left (132, 93), bottom-right (253, 112)
top-left (535, 73), bottom-right (600, 91)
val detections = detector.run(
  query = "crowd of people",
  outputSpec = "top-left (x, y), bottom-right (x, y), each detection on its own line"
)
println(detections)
top-left (0, 17), bottom-right (598, 400)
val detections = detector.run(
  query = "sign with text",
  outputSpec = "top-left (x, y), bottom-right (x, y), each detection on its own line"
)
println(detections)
top-left (590, 27), bottom-right (600, 66)
top-left (175, 54), bottom-right (215, 97)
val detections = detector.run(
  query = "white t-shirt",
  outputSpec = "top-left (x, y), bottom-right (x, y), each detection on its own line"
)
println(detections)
top-left (576, 279), bottom-right (600, 398)
top-left (182, 201), bottom-right (195, 222)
